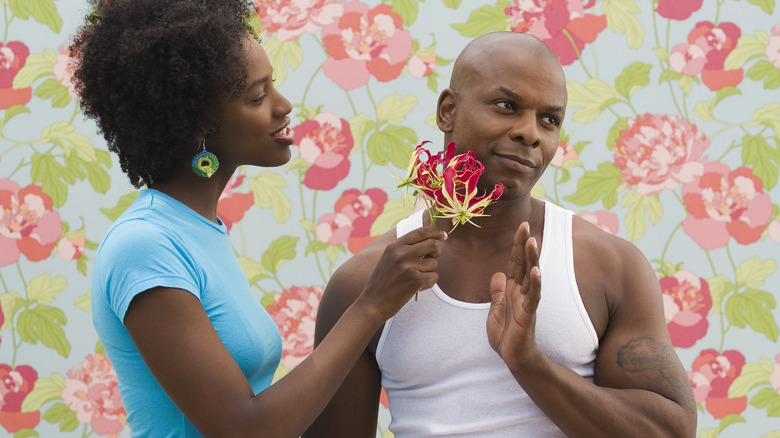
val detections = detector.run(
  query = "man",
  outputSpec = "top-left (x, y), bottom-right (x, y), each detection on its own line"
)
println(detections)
top-left (304, 32), bottom-right (696, 437)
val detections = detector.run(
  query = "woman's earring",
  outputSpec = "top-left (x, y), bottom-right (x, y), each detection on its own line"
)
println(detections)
top-left (191, 138), bottom-right (219, 178)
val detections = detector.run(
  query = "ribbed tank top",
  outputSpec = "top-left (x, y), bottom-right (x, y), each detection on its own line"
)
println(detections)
top-left (376, 201), bottom-right (599, 437)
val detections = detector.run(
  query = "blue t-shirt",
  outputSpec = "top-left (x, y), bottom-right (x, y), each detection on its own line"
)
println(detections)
top-left (91, 189), bottom-right (282, 437)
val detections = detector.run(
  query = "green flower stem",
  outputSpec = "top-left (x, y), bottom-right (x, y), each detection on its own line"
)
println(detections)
top-left (296, 167), bottom-right (328, 284)
top-left (562, 29), bottom-right (594, 80)
top-left (237, 222), bottom-right (247, 256)
top-left (660, 221), bottom-right (682, 262)
top-left (705, 249), bottom-right (717, 278)
top-left (652, 12), bottom-right (686, 119)
top-left (300, 64), bottom-right (322, 109)
top-left (311, 190), bottom-right (330, 284)
top-left (3, 3), bottom-right (12, 43)
top-left (553, 168), bottom-right (562, 206)
top-left (714, 0), bottom-right (727, 26)
top-left (725, 243), bottom-right (737, 277)
top-left (345, 90), bottom-right (358, 116)
top-left (0, 270), bottom-right (7, 293)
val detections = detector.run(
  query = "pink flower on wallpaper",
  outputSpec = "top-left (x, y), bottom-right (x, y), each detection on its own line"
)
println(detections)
top-left (0, 302), bottom-right (3, 348)
top-left (613, 114), bottom-right (708, 195)
top-left (0, 179), bottom-right (63, 266)
top-left (661, 270), bottom-right (712, 348)
top-left (0, 41), bottom-right (33, 110)
top-left (62, 354), bottom-right (126, 436)
top-left (550, 140), bottom-right (578, 167)
top-left (255, 0), bottom-right (344, 42)
top-left (682, 163), bottom-right (772, 250)
top-left (656, 0), bottom-right (703, 20)
top-left (293, 112), bottom-right (354, 190)
top-left (767, 25), bottom-right (780, 69)
top-left (334, 188), bottom-right (387, 254)
top-left (771, 353), bottom-right (780, 395)
top-left (578, 210), bottom-right (618, 234)
top-left (689, 349), bottom-right (747, 419)
top-left (0, 364), bottom-right (40, 433)
top-left (266, 285), bottom-right (325, 369)
top-left (669, 43), bottom-right (708, 76)
top-left (688, 21), bottom-right (743, 91)
top-left (57, 235), bottom-right (86, 260)
top-left (769, 218), bottom-right (780, 244)
top-left (505, 0), bottom-right (607, 66)
top-left (315, 211), bottom-right (353, 245)
top-left (407, 52), bottom-right (437, 78)
top-left (322, 2), bottom-right (412, 90)
top-left (217, 175), bottom-right (254, 232)
top-left (53, 43), bottom-right (79, 99)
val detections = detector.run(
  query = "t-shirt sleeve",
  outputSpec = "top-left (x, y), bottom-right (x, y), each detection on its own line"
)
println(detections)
top-left (96, 219), bottom-right (202, 323)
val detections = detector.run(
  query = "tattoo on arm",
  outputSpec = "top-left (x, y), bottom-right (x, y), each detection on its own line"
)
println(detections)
top-left (616, 336), bottom-right (696, 413)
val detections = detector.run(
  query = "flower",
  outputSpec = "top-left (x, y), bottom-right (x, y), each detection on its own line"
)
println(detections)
top-left (0, 364), bottom-right (40, 433)
top-left (53, 43), bottom-right (79, 100)
top-left (322, 2), bottom-right (412, 90)
top-left (660, 270), bottom-right (711, 348)
top-left (669, 43), bottom-right (708, 76)
top-left (334, 188), bottom-right (387, 253)
top-left (550, 140), bottom-right (578, 167)
top-left (62, 354), bottom-right (126, 436)
top-left (57, 234), bottom-right (86, 261)
top-left (0, 179), bottom-right (63, 266)
top-left (254, 0), bottom-right (344, 42)
top-left (769, 217), bottom-right (780, 244)
top-left (293, 112), bottom-right (354, 190)
top-left (399, 141), bottom-right (504, 232)
top-left (217, 175), bottom-right (254, 232)
top-left (505, 0), bottom-right (607, 66)
top-left (771, 353), bottom-right (780, 395)
top-left (766, 25), bottom-right (780, 69)
top-left (689, 349), bottom-right (747, 419)
top-left (407, 52), bottom-right (437, 78)
top-left (613, 114), bottom-right (708, 196)
top-left (0, 41), bottom-right (33, 110)
top-left (656, 0), bottom-right (703, 20)
top-left (315, 212), bottom-right (353, 245)
top-left (266, 286), bottom-right (325, 369)
top-left (687, 21), bottom-right (743, 91)
top-left (682, 163), bottom-right (773, 250)
top-left (578, 210), bottom-right (618, 234)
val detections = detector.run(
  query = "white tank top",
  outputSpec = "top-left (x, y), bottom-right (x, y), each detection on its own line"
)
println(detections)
top-left (376, 201), bottom-right (599, 437)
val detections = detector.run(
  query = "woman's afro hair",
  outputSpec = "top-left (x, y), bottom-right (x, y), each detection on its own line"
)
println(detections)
top-left (71, 0), bottom-right (257, 188)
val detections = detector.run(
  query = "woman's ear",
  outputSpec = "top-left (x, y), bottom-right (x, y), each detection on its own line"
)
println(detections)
top-left (436, 88), bottom-right (456, 133)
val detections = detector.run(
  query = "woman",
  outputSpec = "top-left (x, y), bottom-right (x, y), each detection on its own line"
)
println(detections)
top-left (73, 0), bottom-right (445, 436)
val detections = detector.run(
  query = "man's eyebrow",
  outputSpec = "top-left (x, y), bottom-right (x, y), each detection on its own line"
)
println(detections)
top-left (497, 86), bottom-right (566, 114)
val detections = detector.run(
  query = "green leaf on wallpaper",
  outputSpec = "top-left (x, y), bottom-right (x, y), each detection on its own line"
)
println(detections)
top-left (746, 0), bottom-right (776, 14)
top-left (29, 0), bottom-right (62, 33)
top-left (324, 244), bottom-right (345, 265)
top-left (747, 60), bottom-right (780, 89)
top-left (261, 235), bottom-right (298, 274)
top-left (749, 103), bottom-right (780, 137)
top-left (349, 114), bottom-right (374, 154)
top-left (761, 431), bottom-right (780, 438)
top-left (284, 158), bottom-right (310, 175)
top-left (12, 49), bottom-right (56, 88)
top-left (17, 305), bottom-right (71, 357)
top-left (376, 94), bottom-right (418, 125)
top-left (724, 31), bottom-right (769, 70)
top-left (715, 86), bottom-right (742, 103)
top-left (299, 219), bottom-right (316, 233)
top-left (697, 429), bottom-right (719, 438)
top-left (3, 104), bottom-right (30, 124)
top-left (605, 117), bottom-right (629, 150)
top-left (728, 357), bottom-right (773, 397)
top-left (694, 100), bottom-right (716, 122)
top-left (238, 256), bottom-right (267, 284)
top-left (34, 78), bottom-right (71, 108)
top-left (100, 191), bottom-right (138, 221)
top-left (451, 0), bottom-right (511, 37)
top-left (718, 415), bottom-right (746, 431)
top-left (30, 152), bottom-right (68, 208)
top-left (249, 171), bottom-right (291, 223)
top-left (370, 198), bottom-right (414, 236)
top-left (0, 292), bottom-right (23, 329)
top-left (602, 0), bottom-right (643, 49)
top-left (751, 388), bottom-right (780, 413)
top-left (442, 0), bottom-right (462, 8)
top-left (263, 38), bottom-right (303, 86)
top-left (27, 274), bottom-right (66, 305)
top-left (20, 373), bottom-right (65, 412)
top-left (742, 134), bottom-right (779, 189)
top-left (40, 121), bottom-right (95, 162)
top-left (725, 289), bottom-right (778, 342)
top-left (657, 69), bottom-right (683, 84)
top-left (531, 181), bottom-right (545, 199)
top-left (621, 191), bottom-right (662, 242)
top-left (74, 291), bottom-right (90, 312)
top-left (425, 112), bottom-right (437, 129)
top-left (367, 125), bottom-right (416, 169)
top-left (392, 0), bottom-right (418, 26)
top-left (614, 62), bottom-right (651, 98)
top-left (42, 403), bottom-right (79, 431)
top-left (8, 0), bottom-right (31, 19)
top-left (707, 275), bottom-right (735, 316)
top-left (735, 256), bottom-right (777, 288)
top-left (305, 240), bottom-right (331, 255)
top-left (81, 159), bottom-right (112, 194)
top-left (564, 162), bottom-right (622, 208)
top-left (567, 79), bottom-right (620, 123)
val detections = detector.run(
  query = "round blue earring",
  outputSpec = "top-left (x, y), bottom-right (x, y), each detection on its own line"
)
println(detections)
top-left (192, 138), bottom-right (219, 178)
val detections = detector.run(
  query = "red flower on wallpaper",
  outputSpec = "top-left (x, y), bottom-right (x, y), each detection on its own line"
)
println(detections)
top-left (669, 42), bottom-right (708, 76)
top-left (661, 270), bottom-right (712, 348)
top-left (61, 354), bottom-right (126, 436)
top-left (613, 114), bottom-right (709, 196)
top-left (315, 211), bottom-right (353, 245)
top-left (682, 163), bottom-right (772, 250)
top-left (254, 0), bottom-right (344, 42)
top-left (550, 140), bottom-right (578, 167)
top-left (771, 353), bottom-right (780, 396)
top-left (0, 179), bottom-right (63, 266)
top-left (505, 0), bottom-right (607, 66)
top-left (578, 210), bottom-right (618, 234)
top-left (0, 41), bottom-right (33, 110)
top-left (656, 0), bottom-right (703, 20)
top-left (689, 349), bottom-right (747, 419)
top-left (266, 285), bottom-right (325, 369)
top-left (334, 188), bottom-right (387, 253)
top-left (217, 175), bottom-right (254, 232)
top-left (0, 364), bottom-right (40, 433)
top-left (768, 25), bottom-right (780, 69)
top-left (322, 2), bottom-right (412, 90)
top-left (54, 43), bottom-right (79, 100)
top-left (407, 52), bottom-right (437, 79)
top-left (57, 234), bottom-right (86, 260)
top-left (688, 21), bottom-right (743, 91)
top-left (293, 112), bottom-right (354, 191)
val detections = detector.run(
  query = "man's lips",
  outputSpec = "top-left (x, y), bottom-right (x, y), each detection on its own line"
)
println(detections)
top-left (495, 153), bottom-right (536, 171)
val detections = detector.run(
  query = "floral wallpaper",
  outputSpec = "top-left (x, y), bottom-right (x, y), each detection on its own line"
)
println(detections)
top-left (0, 0), bottom-right (779, 437)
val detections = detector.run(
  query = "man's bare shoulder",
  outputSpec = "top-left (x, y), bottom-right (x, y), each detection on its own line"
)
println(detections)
top-left (571, 214), bottom-right (648, 274)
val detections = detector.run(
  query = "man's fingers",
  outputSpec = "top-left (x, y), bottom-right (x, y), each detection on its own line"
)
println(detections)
top-left (489, 271), bottom-right (507, 305)
top-left (522, 265), bottom-right (542, 315)
top-left (509, 222), bottom-right (530, 284)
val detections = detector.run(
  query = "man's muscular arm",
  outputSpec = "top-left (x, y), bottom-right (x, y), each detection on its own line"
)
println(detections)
top-left (488, 221), bottom-right (696, 438)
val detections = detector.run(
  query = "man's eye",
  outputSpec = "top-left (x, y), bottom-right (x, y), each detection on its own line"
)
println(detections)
top-left (496, 101), bottom-right (514, 110)
top-left (542, 116), bottom-right (559, 126)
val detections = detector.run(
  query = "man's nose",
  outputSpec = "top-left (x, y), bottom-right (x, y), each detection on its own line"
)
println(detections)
top-left (510, 111), bottom-right (541, 147)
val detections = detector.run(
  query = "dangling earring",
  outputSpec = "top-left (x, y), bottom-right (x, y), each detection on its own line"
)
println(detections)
top-left (191, 138), bottom-right (219, 178)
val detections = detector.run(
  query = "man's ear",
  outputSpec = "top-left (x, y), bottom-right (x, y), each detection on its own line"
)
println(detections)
top-left (436, 88), bottom-right (456, 133)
